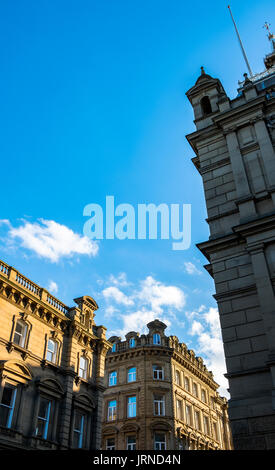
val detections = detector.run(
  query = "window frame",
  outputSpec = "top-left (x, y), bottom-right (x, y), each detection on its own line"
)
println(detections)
top-left (107, 400), bottom-right (117, 421)
top-left (129, 337), bottom-right (136, 348)
top-left (153, 395), bottom-right (165, 416)
top-left (127, 367), bottom-right (136, 383)
top-left (0, 384), bottom-right (17, 429)
top-left (46, 338), bottom-right (58, 364)
top-left (35, 397), bottom-right (52, 440)
top-left (13, 320), bottom-right (28, 348)
top-left (153, 333), bottom-right (161, 345)
top-left (154, 433), bottom-right (166, 450)
top-left (72, 411), bottom-right (85, 449)
top-left (127, 435), bottom-right (136, 450)
top-left (106, 437), bottom-right (115, 450)
top-left (153, 365), bottom-right (164, 380)
top-left (109, 371), bottom-right (117, 387)
top-left (127, 396), bottom-right (136, 418)
top-left (79, 356), bottom-right (88, 380)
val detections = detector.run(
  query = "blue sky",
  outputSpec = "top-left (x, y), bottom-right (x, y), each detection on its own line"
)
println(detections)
top-left (0, 0), bottom-right (274, 396)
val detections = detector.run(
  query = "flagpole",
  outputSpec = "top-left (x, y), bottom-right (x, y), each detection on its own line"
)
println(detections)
top-left (228, 5), bottom-right (253, 77)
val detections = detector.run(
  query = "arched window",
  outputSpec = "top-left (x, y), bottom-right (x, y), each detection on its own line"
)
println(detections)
top-left (201, 96), bottom-right (212, 116)
top-left (129, 337), bottom-right (135, 348)
top-left (153, 333), bottom-right (161, 345)
top-left (46, 339), bottom-right (58, 363)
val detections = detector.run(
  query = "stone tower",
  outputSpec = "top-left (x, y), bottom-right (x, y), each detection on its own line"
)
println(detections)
top-left (185, 40), bottom-right (275, 449)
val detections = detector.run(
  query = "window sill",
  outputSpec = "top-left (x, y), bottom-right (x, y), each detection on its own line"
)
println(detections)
top-left (7, 341), bottom-right (29, 360)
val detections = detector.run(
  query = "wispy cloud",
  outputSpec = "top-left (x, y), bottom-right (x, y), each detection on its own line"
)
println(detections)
top-left (102, 274), bottom-right (186, 336)
top-left (188, 306), bottom-right (229, 397)
top-left (1, 218), bottom-right (98, 262)
top-left (184, 261), bottom-right (202, 276)
top-left (47, 280), bottom-right (58, 294)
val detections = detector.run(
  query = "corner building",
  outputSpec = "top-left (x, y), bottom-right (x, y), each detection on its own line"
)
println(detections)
top-left (185, 41), bottom-right (275, 449)
top-left (102, 319), bottom-right (232, 450)
top-left (0, 259), bottom-right (111, 449)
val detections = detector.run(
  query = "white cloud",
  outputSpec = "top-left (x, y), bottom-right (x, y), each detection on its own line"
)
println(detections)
top-left (103, 275), bottom-right (186, 337)
top-left (6, 218), bottom-right (98, 262)
top-left (102, 286), bottom-right (134, 306)
top-left (184, 261), bottom-right (202, 276)
top-left (189, 306), bottom-right (229, 397)
top-left (137, 276), bottom-right (186, 314)
top-left (118, 308), bottom-right (172, 336)
top-left (108, 272), bottom-right (130, 287)
top-left (47, 280), bottom-right (58, 294)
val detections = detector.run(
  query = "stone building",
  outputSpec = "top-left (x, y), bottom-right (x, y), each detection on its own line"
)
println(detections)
top-left (102, 319), bottom-right (232, 450)
top-left (185, 38), bottom-right (275, 449)
top-left (0, 259), bottom-right (111, 450)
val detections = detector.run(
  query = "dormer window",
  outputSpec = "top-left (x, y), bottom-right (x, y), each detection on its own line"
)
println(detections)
top-left (112, 343), bottom-right (117, 353)
top-left (201, 96), bottom-right (212, 116)
top-left (129, 337), bottom-right (135, 348)
top-left (153, 333), bottom-right (161, 345)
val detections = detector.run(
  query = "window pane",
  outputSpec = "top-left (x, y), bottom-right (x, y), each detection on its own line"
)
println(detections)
top-left (128, 367), bottom-right (136, 382)
top-left (1, 387), bottom-right (13, 406)
top-left (0, 406), bottom-right (9, 427)
top-left (127, 396), bottom-right (136, 418)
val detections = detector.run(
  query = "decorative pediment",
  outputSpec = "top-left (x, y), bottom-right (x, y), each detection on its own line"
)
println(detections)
top-left (0, 360), bottom-right (32, 382)
top-left (74, 393), bottom-right (95, 410)
top-left (36, 377), bottom-right (65, 397)
top-left (120, 423), bottom-right (140, 433)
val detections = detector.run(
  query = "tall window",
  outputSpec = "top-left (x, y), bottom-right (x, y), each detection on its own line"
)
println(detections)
top-left (185, 404), bottom-right (192, 426)
top-left (213, 422), bottom-right (219, 441)
top-left (107, 400), bottom-right (117, 421)
top-left (127, 436), bottom-right (136, 450)
top-left (13, 320), bottom-right (27, 347)
top-left (193, 382), bottom-right (198, 397)
top-left (154, 433), bottom-right (166, 450)
top-left (129, 338), bottom-right (135, 348)
top-left (184, 377), bottom-right (190, 392)
top-left (46, 339), bottom-right (58, 363)
top-left (111, 343), bottom-right (117, 352)
top-left (106, 438), bottom-right (115, 450)
top-left (73, 412), bottom-right (85, 448)
top-left (153, 365), bottom-right (164, 380)
top-left (201, 96), bottom-right (212, 115)
top-left (154, 395), bottom-right (165, 416)
top-left (195, 410), bottom-right (201, 430)
top-left (0, 384), bottom-right (17, 428)
top-left (153, 333), bottom-right (161, 345)
top-left (203, 415), bottom-right (210, 435)
top-left (176, 399), bottom-right (182, 420)
top-left (36, 398), bottom-right (52, 439)
top-left (175, 370), bottom-right (181, 385)
top-left (201, 389), bottom-right (207, 403)
top-left (127, 396), bottom-right (136, 418)
top-left (79, 356), bottom-right (88, 380)
top-left (128, 367), bottom-right (136, 383)
top-left (109, 371), bottom-right (117, 386)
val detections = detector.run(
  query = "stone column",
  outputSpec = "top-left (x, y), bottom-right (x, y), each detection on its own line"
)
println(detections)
top-left (225, 131), bottom-right (257, 219)
top-left (16, 383), bottom-right (28, 433)
top-left (248, 244), bottom-right (275, 409)
top-left (254, 119), bottom-right (275, 189)
top-left (0, 374), bottom-right (7, 402)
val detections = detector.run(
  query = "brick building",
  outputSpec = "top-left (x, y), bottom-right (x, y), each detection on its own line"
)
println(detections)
top-left (185, 37), bottom-right (275, 448)
top-left (102, 319), bottom-right (232, 450)
top-left (0, 259), bottom-right (111, 449)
